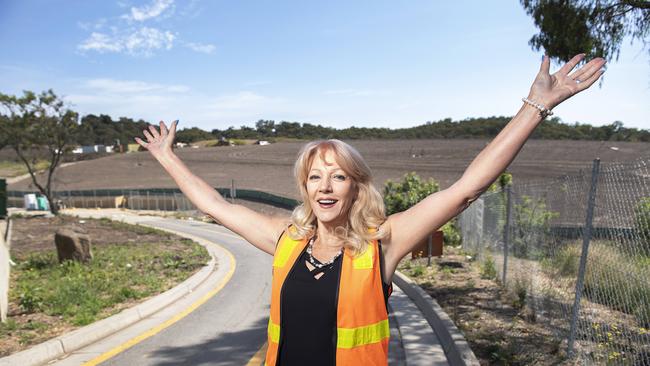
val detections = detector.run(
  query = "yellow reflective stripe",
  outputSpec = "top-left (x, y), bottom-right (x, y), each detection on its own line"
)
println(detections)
top-left (337, 319), bottom-right (389, 349)
top-left (273, 241), bottom-right (297, 268)
top-left (268, 319), bottom-right (280, 343)
top-left (352, 246), bottom-right (373, 269)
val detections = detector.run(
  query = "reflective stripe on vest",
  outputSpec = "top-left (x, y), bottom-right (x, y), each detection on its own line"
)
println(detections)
top-left (265, 226), bottom-right (389, 366)
top-left (267, 317), bottom-right (389, 350)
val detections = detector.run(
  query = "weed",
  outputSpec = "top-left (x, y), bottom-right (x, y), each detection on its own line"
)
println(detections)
top-left (411, 263), bottom-right (425, 277)
top-left (480, 255), bottom-right (497, 280)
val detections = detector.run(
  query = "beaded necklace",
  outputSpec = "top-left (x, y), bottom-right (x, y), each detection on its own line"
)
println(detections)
top-left (306, 236), bottom-right (343, 269)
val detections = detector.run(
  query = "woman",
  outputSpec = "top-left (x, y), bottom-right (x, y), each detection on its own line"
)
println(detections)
top-left (135, 54), bottom-right (605, 365)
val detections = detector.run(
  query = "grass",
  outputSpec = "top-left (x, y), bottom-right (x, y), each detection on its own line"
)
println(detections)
top-left (9, 239), bottom-right (209, 327)
top-left (0, 160), bottom-right (50, 177)
top-left (543, 241), bottom-right (650, 327)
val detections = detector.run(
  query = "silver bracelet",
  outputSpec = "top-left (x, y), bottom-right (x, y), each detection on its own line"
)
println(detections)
top-left (522, 97), bottom-right (553, 119)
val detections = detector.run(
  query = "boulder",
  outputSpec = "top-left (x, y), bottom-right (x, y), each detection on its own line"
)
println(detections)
top-left (54, 228), bottom-right (93, 263)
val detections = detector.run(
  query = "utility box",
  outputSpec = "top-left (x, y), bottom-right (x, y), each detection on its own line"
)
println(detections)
top-left (411, 230), bottom-right (443, 259)
top-left (0, 179), bottom-right (5, 218)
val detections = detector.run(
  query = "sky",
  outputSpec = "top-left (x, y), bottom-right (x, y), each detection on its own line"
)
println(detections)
top-left (0, 0), bottom-right (648, 131)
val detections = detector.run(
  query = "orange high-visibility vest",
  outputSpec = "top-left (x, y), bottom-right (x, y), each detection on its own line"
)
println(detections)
top-left (265, 226), bottom-right (390, 366)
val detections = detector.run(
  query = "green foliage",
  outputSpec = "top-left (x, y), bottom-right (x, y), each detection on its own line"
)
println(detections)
top-left (521, 0), bottom-right (650, 65)
top-left (483, 173), bottom-right (513, 238)
top-left (0, 90), bottom-right (80, 214)
top-left (441, 220), bottom-right (461, 246)
top-left (547, 241), bottom-right (650, 327)
top-left (511, 277), bottom-right (528, 310)
top-left (480, 254), bottom-right (498, 280)
top-left (634, 197), bottom-right (650, 244)
top-left (512, 195), bottom-right (559, 258)
top-left (411, 263), bottom-right (425, 277)
top-left (175, 127), bottom-right (214, 144)
top-left (10, 236), bottom-right (210, 327)
top-left (383, 172), bottom-right (439, 215)
top-left (235, 117), bottom-right (650, 141)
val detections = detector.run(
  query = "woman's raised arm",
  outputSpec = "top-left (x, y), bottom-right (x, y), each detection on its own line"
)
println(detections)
top-left (381, 54), bottom-right (606, 273)
top-left (135, 120), bottom-right (289, 255)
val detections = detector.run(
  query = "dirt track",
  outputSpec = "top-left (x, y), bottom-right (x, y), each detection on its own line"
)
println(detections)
top-left (8, 139), bottom-right (650, 199)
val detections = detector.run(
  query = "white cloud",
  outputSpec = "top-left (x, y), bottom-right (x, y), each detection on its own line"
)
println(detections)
top-left (78, 27), bottom-right (175, 57)
top-left (323, 89), bottom-right (389, 97)
top-left (77, 0), bottom-right (211, 58)
top-left (78, 32), bottom-right (123, 53)
top-left (124, 0), bottom-right (174, 22)
top-left (185, 42), bottom-right (216, 54)
top-left (124, 27), bottom-right (175, 54)
top-left (84, 78), bottom-right (189, 94)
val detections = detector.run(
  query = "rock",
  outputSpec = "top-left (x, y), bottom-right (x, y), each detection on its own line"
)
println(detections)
top-left (54, 228), bottom-right (93, 263)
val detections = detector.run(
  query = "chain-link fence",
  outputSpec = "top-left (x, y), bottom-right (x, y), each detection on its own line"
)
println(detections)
top-left (460, 158), bottom-right (650, 365)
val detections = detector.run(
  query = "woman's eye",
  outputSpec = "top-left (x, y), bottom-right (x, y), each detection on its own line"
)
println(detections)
top-left (333, 175), bottom-right (346, 181)
top-left (309, 175), bottom-right (320, 180)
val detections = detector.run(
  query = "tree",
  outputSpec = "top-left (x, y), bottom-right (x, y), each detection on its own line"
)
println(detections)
top-left (0, 90), bottom-right (79, 215)
top-left (382, 172), bottom-right (461, 246)
top-left (521, 0), bottom-right (650, 64)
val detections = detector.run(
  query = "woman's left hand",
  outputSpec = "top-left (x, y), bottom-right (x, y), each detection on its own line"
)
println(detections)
top-left (528, 54), bottom-right (606, 111)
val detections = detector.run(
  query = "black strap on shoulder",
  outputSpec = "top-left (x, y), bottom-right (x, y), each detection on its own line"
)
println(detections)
top-left (377, 240), bottom-right (392, 305)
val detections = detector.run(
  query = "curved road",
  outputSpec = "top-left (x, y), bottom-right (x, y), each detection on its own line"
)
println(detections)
top-left (100, 217), bottom-right (273, 366)
top-left (51, 212), bottom-right (407, 366)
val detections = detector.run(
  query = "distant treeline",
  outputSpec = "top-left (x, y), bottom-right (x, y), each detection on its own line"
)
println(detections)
top-left (76, 114), bottom-right (650, 146)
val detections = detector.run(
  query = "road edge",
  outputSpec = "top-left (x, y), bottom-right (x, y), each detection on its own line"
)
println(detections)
top-left (0, 212), bottom-right (231, 366)
top-left (393, 271), bottom-right (480, 366)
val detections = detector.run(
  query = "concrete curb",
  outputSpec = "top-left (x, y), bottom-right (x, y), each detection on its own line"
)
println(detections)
top-left (0, 213), bottom-right (224, 366)
top-left (393, 271), bottom-right (480, 366)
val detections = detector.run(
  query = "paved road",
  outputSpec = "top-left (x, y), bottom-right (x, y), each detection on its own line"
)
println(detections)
top-left (98, 218), bottom-right (272, 366)
top-left (49, 214), bottom-right (407, 366)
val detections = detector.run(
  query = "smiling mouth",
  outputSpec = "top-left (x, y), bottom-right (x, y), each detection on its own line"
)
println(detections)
top-left (317, 199), bottom-right (338, 208)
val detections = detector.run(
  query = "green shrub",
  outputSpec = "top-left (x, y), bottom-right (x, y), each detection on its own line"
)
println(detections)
top-left (18, 287), bottom-right (44, 313)
top-left (634, 197), bottom-right (650, 245)
top-left (480, 254), bottom-right (497, 280)
top-left (511, 276), bottom-right (528, 310)
top-left (383, 172), bottom-right (462, 245)
top-left (550, 241), bottom-right (650, 326)
top-left (441, 220), bottom-right (461, 246)
top-left (383, 172), bottom-right (439, 215)
top-left (512, 195), bottom-right (559, 258)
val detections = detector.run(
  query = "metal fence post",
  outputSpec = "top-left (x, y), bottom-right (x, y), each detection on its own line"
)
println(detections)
top-left (427, 234), bottom-right (432, 267)
top-left (230, 179), bottom-right (236, 204)
top-left (568, 158), bottom-right (600, 357)
top-left (502, 185), bottom-right (512, 286)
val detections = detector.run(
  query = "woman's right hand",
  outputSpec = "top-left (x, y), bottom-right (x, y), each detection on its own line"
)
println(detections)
top-left (134, 120), bottom-right (177, 159)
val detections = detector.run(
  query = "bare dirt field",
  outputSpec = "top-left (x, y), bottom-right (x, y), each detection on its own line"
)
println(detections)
top-left (8, 139), bottom-right (650, 198)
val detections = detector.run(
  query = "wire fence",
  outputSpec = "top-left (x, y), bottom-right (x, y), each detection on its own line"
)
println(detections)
top-left (459, 158), bottom-right (650, 365)
top-left (6, 184), bottom-right (300, 213)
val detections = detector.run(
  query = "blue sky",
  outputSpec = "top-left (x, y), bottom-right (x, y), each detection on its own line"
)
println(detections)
top-left (1, 0), bottom-right (648, 131)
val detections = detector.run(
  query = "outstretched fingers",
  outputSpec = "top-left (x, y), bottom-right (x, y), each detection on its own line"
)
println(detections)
top-left (558, 54), bottom-right (586, 76)
top-left (159, 120), bottom-right (168, 138)
top-left (569, 58), bottom-right (606, 84)
top-left (170, 120), bottom-right (178, 136)
top-left (134, 136), bottom-right (148, 147)
top-left (575, 69), bottom-right (604, 92)
top-left (148, 124), bottom-right (161, 139)
top-left (539, 55), bottom-right (550, 75)
top-left (143, 129), bottom-right (155, 142)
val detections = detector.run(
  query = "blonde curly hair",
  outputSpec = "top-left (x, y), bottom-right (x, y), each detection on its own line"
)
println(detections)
top-left (288, 139), bottom-right (389, 255)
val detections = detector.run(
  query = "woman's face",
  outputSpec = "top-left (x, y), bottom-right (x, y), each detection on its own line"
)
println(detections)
top-left (306, 149), bottom-right (356, 227)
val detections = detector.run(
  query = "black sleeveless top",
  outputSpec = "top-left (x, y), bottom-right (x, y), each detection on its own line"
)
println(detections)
top-left (277, 244), bottom-right (392, 366)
